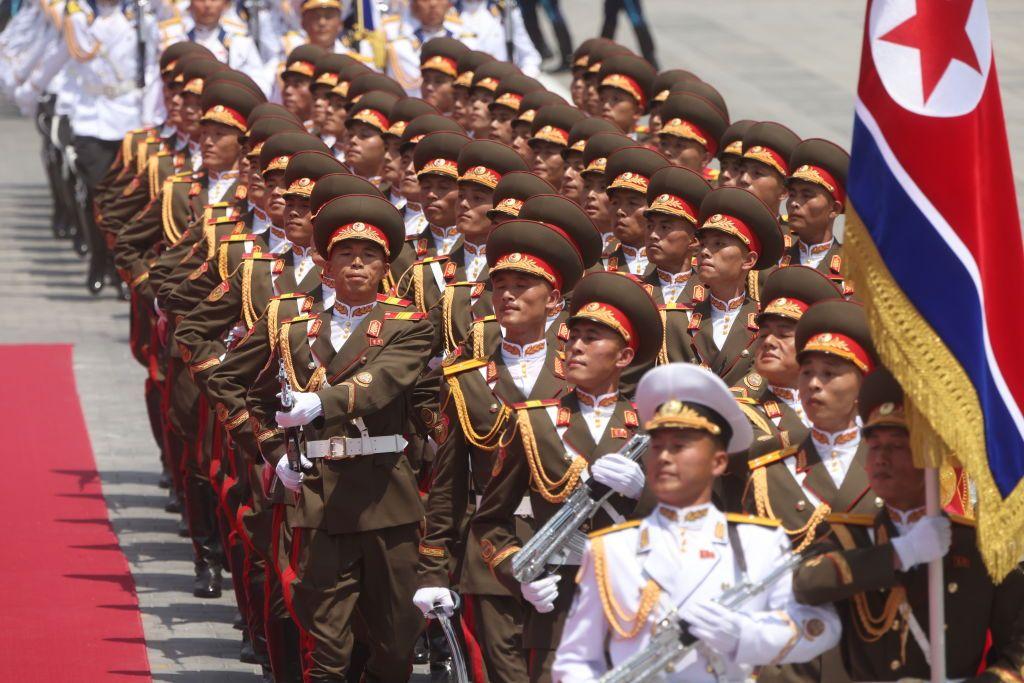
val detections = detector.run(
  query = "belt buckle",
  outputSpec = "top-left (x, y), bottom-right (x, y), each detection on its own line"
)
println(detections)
top-left (326, 436), bottom-right (351, 460)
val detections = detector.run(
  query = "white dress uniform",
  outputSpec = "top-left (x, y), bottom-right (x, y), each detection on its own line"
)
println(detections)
top-left (381, 11), bottom-right (476, 97)
top-left (554, 504), bottom-right (841, 682)
top-left (457, 0), bottom-right (540, 76)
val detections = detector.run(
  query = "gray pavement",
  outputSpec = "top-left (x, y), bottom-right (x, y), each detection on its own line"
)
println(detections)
top-left (0, 1), bottom-right (1021, 680)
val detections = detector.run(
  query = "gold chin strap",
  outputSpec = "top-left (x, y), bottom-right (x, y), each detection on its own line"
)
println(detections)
top-left (592, 535), bottom-right (661, 639)
top-left (516, 409), bottom-right (587, 504)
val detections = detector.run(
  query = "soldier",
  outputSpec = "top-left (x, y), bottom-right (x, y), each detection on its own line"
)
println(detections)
top-left (321, 60), bottom-right (375, 161)
top-left (716, 119), bottom-right (756, 188)
top-left (486, 170), bottom-right (556, 222)
top-left (382, 0), bottom-right (477, 97)
top-left (259, 194), bottom-right (434, 681)
top-left (452, 50), bottom-right (498, 129)
top-left (576, 131), bottom-right (634, 264)
top-left (457, 0), bottom-right (541, 76)
top-left (381, 97), bottom-right (439, 239)
top-left (793, 368), bottom-right (1024, 682)
top-left (602, 145), bottom-right (669, 277)
top-left (473, 270), bottom-right (663, 683)
top-left (510, 89), bottom-right (567, 164)
top-left (341, 90), bottom-right (399, 185)
top-left (646, 67), bottom-right (699, 137)
top-left (260, 0), bottom-right (347, 91)
top-left (419, 36), bottom-right (470, 114)
top-left (596, 52), bottom-right (656, 136)
top-left (527, 103), bottom-right (585, 187)
top-left (559, 116), bottom-right (619, 205)
top-left (580, 41), bottom-right (631, 117)
top-left (488, 73), bottom-right (545, 145)
top-left (182, 0), bottom-right (264, 84)
top-left (466, 59), bottom-right (521, 140)
top-left (276, 44), bottom-right (326, 124)
top-left (310, 53), bottom-right (360, 146)
top-left (783, 138), bottom-right (850, 293)
top-left (733, 266), bottom-right (843, 461)
top-left (642, 165), bottom-right (711, 363)
top-left (737, 120), bottom-right (801, 222)
top-left (554, 363), bottom-right (841, 681)
top-left (656, 92), bottom-right (729, 181)
top-left (689, 186), bottom-right (784, 386)
top-left (414, 217), bottom-right (585, 683)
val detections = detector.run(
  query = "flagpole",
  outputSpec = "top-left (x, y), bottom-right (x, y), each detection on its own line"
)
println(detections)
top-left (925, 465), bottom-right (945, 683)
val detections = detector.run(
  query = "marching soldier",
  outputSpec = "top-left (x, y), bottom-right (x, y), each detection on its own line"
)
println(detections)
top-left (646, 67), bottom-right (698, 137)
top-left (716, 118), bottom-right (756, 188)
top-left (341, 89), bottom-right (398, 184)
top-left (465, 59), bottom-right (520, 139)
top-left (258, 194), bottom-right (434, 681)
top-left (180, 0), bottom-right (264, 84)
top-left (793, 368), bottom-right (1024, 682)
top-left (737, 120), bottom-right (801, 224)
top-left (418, 36), bottom-right (469, 115)
top-left (488, 73), bottom-right (545, 145)
top-left (579, 130), bottom-right (633, 261)
top-left (554, 363), bottom-right (841, 681)
top-left (473, 271), bottom-right (663, 683)
top-left (656, 92), bottom-right (729, 181)
top-left (382, 0), bottom-right (477, 97)
top-left (510, 89), bottom-right (568, 163)
top-left (566, 37), bottom-right (610, 109)
top-left (642, 165), bottom-right (711, 364)
top-left (783, 138), bottom-right (851, 293)
top-left (688, 186), bottom-right (784, 387)
top-left (596, 52), bottom-right (656, 136)
top-left (602, 145), bottom-right (669, 277)
top-left (452, 50), bottom-right (499, 130)
top-left (487, 170), bottom-right (556, 222)
top-left (276, 44), bottom-right (326, 123)
top-left (414, 217), bottom-right (585, 683)
top-left (579, 40), bottom-right (631, 117)
top-left (528, 103), bottom-right (585, 187)
top-left (559, 116), bottom-right (618, 205)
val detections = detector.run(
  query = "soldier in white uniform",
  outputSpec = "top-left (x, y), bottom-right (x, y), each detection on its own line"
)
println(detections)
top-left (382, 0), bottom-right (477, 97)
top-left (177, 0), bottom-right (264, 87)
top-left (554, 363), bottom-right (841, 682)
top-left (457, 0), bottom-right (540, 76)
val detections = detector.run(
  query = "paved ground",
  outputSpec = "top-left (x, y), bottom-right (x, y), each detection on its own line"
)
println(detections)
top-left (0, 1), bottom-right (1020, 680)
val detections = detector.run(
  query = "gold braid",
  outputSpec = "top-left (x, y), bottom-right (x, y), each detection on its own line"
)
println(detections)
top-left (656, 310), bottom-right (669, 365)
top-left (751, 466), bottom-right (830, 552)
top-left (592, 536), bottom-right (661, 639)
top-left (516, 409), bottom-right (587, 503)
top-left (441, 285), bottom-right (458, 356)
top-left (266, 299), bottom-right (282, 352)
top-left (63, 14), bottom-right (100, 62)
top-left (413, 263), bottom-right (426, 312)
top-left (240, 259), bottom-right (257, 329)
top-left (445, 376), bottom-right (510, 450)
top-left (279, 320), bottom-right (325, 392)
top-left (161, 180), bottom-right (180, 244)
top-left (472, 319), bottom-right (486, 359)
top-left (218, 242), bottom-right (231, 280)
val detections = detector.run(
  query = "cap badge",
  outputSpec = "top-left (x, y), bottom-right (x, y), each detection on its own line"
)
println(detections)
top-left (298, 177), bottom-right (311, 186)
top-left (879, 402), bottom-right (895, 415)
top-left (658, 193), bottom-right (670, 202)
top-left (352, 222), bottom-right (366, 231)
top-left (473, 166), bottom-right (487, 175)
top-left (507, 252), bottom-right (523, 263)
top-left (585, 302), bottom-right (601, 312)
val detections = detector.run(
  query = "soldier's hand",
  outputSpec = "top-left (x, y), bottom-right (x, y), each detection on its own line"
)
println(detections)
top-left (590, 453), bottom-right (645, 499)
top-left (891, 515), bottom-right (952, 570)
top-left (276, 391), bottom-right (323, 427)
top-left (275, 456), bottom-right (304, 492)
top-left (680, 599), bottom-right (746, 660)
top-left (413, 587), bottom-right (455, 618)
top-left (521, 574), bottom-right (561, 614)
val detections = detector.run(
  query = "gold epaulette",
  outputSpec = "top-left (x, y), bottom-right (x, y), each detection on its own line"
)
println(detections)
top-left (245, 253), bottom-right (278, 260)
top-left (379, 295), bottom-right (412, 307)
top-left (281, 314), bottom-right (314, 325)
top-left (442, 358), bottom-right (487, 377)
top-left (660, 302), bottom-right (689, 311)
top-left (726, 513), bottom-right (780, 528)
top-left (748, 445), bottom-right (798, 470)
top-left (588, 520), bottom-right (641, 539)
top-left (475, 314), bottom-right (497, 324)
top-left (208, 201), bottom-right (232, 208)
top-left (733, 394), bottom-right (757, 405)
top-left (221, 233), bottom-right (255, 242)
top-left (414, 255), bottom-right (449, 265)
top-left (384, 311), bottom-right (427, 321)
top-left (825, 513), bottom-right (876, 526)
top-left (210, 215), bottom-right (239, 225)
top-left (512, 399), bottom-right (560, 410)
top-left (949, 513), bottom-right (976, 527)
top-left (274, 292), bottom-right (308, 300)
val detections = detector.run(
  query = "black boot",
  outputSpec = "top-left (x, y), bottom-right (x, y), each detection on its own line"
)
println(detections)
top-left (193, 563), bottom-right (223, 598)
top-left (164, 490), bottom-right (181, 513)
top-left (240, 631), bottom-right (259, 664)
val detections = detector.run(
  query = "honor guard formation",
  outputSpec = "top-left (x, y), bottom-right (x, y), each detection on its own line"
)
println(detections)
top-left (2, 0), bottom-right (1022, 681)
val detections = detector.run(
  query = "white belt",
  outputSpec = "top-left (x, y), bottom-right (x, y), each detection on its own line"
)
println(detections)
top-left (82, 81), bottom-right (137, 98)
top-left (476, 494), bottom-right (533, 518)
top-left (306, 434), bottom-right (408, 460)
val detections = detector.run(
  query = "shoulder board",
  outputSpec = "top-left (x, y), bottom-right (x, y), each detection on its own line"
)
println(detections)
top-left (726, 513), bottom-right (780, 528)
top-left (512, 399), bottom-right (561, 410)
top-left (208, 201), bottom-right (232, 208)
top-left (414, 255), bottom-right (450, 265)
top-left (384, 311), bottom-right (427, 321)
top-left (282, 315), bottom-right (314, 325)
top-left (377, 294), bottom-right (412, 307)
top-left (169, 174), bottom-right (193, 184)
top-left (660, 302), bottom-right (690, 311)
top-left (748, 446), bottom-right (798, 471)
top-left (450, 281), bottom-right (480, 287)
top-left (588, 520), bottom-right (641, 539)
top-left (949, 513), bottom-right (976, 527)
top-left (473, 314), bottom-right (498, 324)
top-left (156, 150), bottom-right (175, 158)
top-left (382, 14), bottom-right (399, 23)
top-left (210, 215), bottom-right (238, 225)
top-left (733, 394), bottom-right (756, 405)
top-left (245, 253), bottom-right (278, 261)
top-left (443, 358), bottom-right (488, 377)
top-left (824, 513), bottom-right (876, 527)
top-left (275, 292), bottom-right (308, 300)
top-left (221, 233), bottom-right (255, 242)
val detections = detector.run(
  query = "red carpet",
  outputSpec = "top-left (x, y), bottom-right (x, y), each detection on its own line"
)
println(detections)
top-left (0, 345), bottom-right (151, 681)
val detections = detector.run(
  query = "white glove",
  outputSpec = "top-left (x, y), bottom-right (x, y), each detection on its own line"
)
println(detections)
top-left (274, 456), bottom-right (304, 492)
top-left (521, 574), bottom-right (561, 613)
top-left (275, 391), bottom-right (323, 427)
top-left (590, 453), bottom-right (645, 499)
top-left (413, 587), bottom-right (455, 618)
top-left (892, 515), bottom-right (952, 570)
top-left (680, 599), bottom-right (747, 660)
top-left (14, 83), bottom-right (38, 117)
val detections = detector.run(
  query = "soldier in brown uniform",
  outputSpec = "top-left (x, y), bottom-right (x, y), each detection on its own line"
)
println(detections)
top-left (645, 67), bottom-right (698, 137)
top-left (783, 138), bottom-right (851, 294)
top-left (793, 368), bottom-right (1024, 682)
top-left (452, 51), bottom-right (498, 130)
top-left (380, 97), bottom-right (438, 242)
top-left (656, 91), bottom-right (729, 181)
top-left (527, 104), bottom-right (585, 188)
top-left (737, 121), bottom-right (801, 258)
top-left (473, 271), bottom-right (662, 683)
top-left (488, 74), bottom-right (545, 146)
top-left (279, 45), bottom-right (328, 124)
top-left (596, 53), bottom-right (656, 136)
top-left (559, 117), bottom-right (619, 206)
top-left (510, 90), bottom-right (569, 165)
top-left (341, 90), bottom-right (399, 187)
top-left (465, 60), bottom-right (521, 140)
top-left (688, 186), bottom-right (784, 387)
top-left (487, 171), bottom-right (556, 223)
top-left (579, 131), bottom-right (633, 262)
top-left (642, 165), bottom-right (711, 365)
top-left (747, 299), bottom-right (882, 683)
top-left (252, 194), bottom-right (433, 681)
top-left (716, 118), bottom-right (757, 188)
top-left (414, 218), bottom-right (585, 683)
top-left (603, 145), bottom-right (671, 278)
top-left (419, 37), bottom-right (470, 115)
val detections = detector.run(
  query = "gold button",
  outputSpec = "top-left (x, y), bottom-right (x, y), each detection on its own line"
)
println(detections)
top-left (741, 349), bottom-right (750, 357)
top-left (489, 403), bottom-right (499, 413)
top-left (891, 618), bottom-right (900, 631)
top-left (948, 582), bottom-right (958, 594)
top-left (875, 496), bottom-right (885, 508)
top-left (307, 361), bottom-right (316, 369)
top-left (796, 500), bottom-right (807, 512)
top-left (890, 659), bottom-right (900, 671)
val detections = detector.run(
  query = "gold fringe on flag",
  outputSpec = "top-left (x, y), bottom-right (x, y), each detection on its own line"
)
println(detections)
top-left (844, 204), bottom-right (1024, 580)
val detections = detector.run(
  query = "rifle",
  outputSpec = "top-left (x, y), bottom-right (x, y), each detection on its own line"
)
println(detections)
top-left (598, 548), bottom-right (820, 683)
top-left (431, 591), bottom-right (471, 683)
top-left (244, 0), bottom-right (263, 61)
top-left (277, 358), bottom-right (311, 473)
top-left (512, 433), bottom-right (650, 583)
top-left (133, 0), bottom-right (146, 89)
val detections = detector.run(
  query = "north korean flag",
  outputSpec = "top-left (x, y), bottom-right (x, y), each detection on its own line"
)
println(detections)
top-left (848, 0), bottom-right (1024, 548)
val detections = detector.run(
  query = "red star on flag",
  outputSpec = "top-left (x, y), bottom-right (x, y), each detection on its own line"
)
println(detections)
top-left (878, 0), bottom-right (983, 103)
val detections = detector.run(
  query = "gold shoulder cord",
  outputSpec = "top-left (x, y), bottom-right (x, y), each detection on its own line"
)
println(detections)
top-left (746, 270), bottom-right (760, 303)
top-left (121, 134), bottom-right (134, 168)
top-left (441, 286), bottom-right (458, 356)
top-left (279, 320), bottom-right (325, 392)
top-left (204, 224), bottom-right (218, 262)
top-left (148, 156), bottom-right (161, 200)
top-left (445, 375), bottom-right (510, 450)
top-left (471, 319), bottom-right (486, 359)
top-left (592, 535), bottom-right (660, 639)
top-left (63, 13), bottom-right (100, 62)
top-left (240, 260), bottom-right (257, 329)
top-left (161, 182), bottom-right (182, 244)
top-left (751, 467), bottom-right (830, 553)
top-left (413, 263), bottom-right (426, 312)
top-left (656, 309), bottom-right (669, 366)
top-left (516, 409), bottom-right (587, 503)
top-left (382, 271), bottom-right (396, 294)
top-left (217, 242), bottom-right (231, 280)
top-left (266, 299), bottom-right (282, 353)
top-left (737, 400), bottom-right (774, 436)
